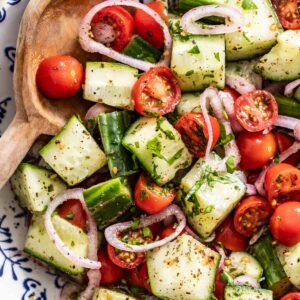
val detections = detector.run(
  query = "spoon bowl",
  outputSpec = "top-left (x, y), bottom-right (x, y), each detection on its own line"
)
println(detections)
top-left (0, 0), bottom-right (100, 188)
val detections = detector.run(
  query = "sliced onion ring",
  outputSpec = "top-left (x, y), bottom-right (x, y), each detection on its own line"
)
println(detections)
top-left (275, 115), bottom-right (300, 141)
top-left (233, 275), bottom-right (261, 289)
top-left (84, 103), bottom-right (115, 121)
top-left (181, 5), bottom-right (244, 35)
top-left (104, 204), bottom-right (186, 252)
top-left (225, 75), bottom-right (256, 95)
top-left (284, 79), bottom-right (300, 97)
top-left (246, 184), bottom-right (257, 196)
top-left (78, 269), bottom-right (101, 300)
top-left (79, 0), bottom-right (172, 71)
top-left (216, 246), bottom-right (226, 271)
top-left (44, 188), bottom-right (101, 269)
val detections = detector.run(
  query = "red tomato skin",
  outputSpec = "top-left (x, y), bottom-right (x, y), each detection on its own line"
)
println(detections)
top-left (175, 113), bottom-right (220, 157)
top-left (270, 201), bottom-right (300, 246)
top-left (274, 131), bottom-right (300, 166)
top-left (98, 249), bottom-right (124, 284)
top-left (237, 131), bottom-right (277, 170)
top-left (58, 199), bottom-right (87, 229)
top-left (233, 196), bottom-right (272, 237)
top-left (265, 163), bottom-right (300, 206)
top-left (92, 6), bottom-right (134, 51)
top-left (214, 271), bottom-right (225, 300)
top-left (107, 244), bottom-right (145, 269)
top-left (234, 90), bottom-right (278, 132)
top-left (36, 56), bottom-right (84, 99)
top-left (280, 292), bottom-right (300, 300)
top-left (276, 0), bottom-right (300, 30)
top-left (134, 2), bottom-right (167, 49)
top-left (134, 174), bottom-right (176, 214)
top-left (132, 67), bottom-right (181, 117)
top-left (126, 263), bottom-right (152, 293)
top-left (215, 217), bottom-right (248, 251)
top-left (223, 86), bottom-right (240, 101)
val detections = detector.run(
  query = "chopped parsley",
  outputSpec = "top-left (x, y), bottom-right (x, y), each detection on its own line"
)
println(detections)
top-left (225, 155), bottom-right (236, 174)
top-left (65, 213), bottom-right (74, 220)
top-left (188, 45), bottom-right (200, 54)
top-left (185, 70), bottom-right (194, 76)
top-left (241, 0), bottom-right (258, 10)
top-left (214, 52), bottom-right (220, 62)
top-left (157, 118), bottom-right (175, 140)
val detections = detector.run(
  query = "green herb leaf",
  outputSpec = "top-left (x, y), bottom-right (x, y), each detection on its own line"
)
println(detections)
top-left (216, 123), bottom-right (235, 146)
top-left (65, 213), bottom-right (74, 220)
top-left (242, 32), bottom-right (251, 42)
top-left (214, 52), bottom-right (220, 62)
top-left (131, 218), bottom-right (140, 229)
top-left (204, 205), bottom-right (214, 214)
top-left (142, 226), bottom-right (151, 237)
top-left (157, 118), bottom-right (175, 140)
top-left (140, 189), bottom-right (148, 201)
top-left (241, 0), bottom-right (258, 10)
top-left (188, 45), bottom-right (200, 54)
top-left (225, 155), bottom-right (236, 174)
top-left (185, 70), bottom-right (194, 76)
top-left (220, 271), bottom-right (235, 286)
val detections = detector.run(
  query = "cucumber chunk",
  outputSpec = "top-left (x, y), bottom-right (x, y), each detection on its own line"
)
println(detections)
top-left (98, 111), bottom-right (139, 178)
top-left (225, 0), bottom-right (281, 61)
top-left (83, 177), bottom-right (133, 229)
top-left (255, 30), bottom-right (300, 81)
top-left (24, 214), bottom-right (88, 275)
top-left (171, 34), bottom-right (225, 92)
top-left (11, 163), bottom-right (66, 212)
top-left (123, 35), bottom-right (162, 63)
top-left (226, 60), bottom-right (262, 89)
top-left (180, 153), bottom-right (245, 238)
top-left (175, 93), bottom-right (201, 116)
top-left (83, 62), bottom-right (138, 110)
top-left (276, 242), bottom-right (300, 290)
top-left (93, 288), bottom-right (137, 300)
top-left (224, 285), bottom-right (273, 300)
top-left (122, 117), bottom-right (192, 185)
top-left (147, 234), bottom-right (220, 300)
top-left (252, 235), bottom-right (292, 299)
top-left (224, 252), bottom-right (263, 280)
top-left (40, 115), bottom-right (107, 186)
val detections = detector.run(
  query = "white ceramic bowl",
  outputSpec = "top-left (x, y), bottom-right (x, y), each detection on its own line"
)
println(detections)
top-left (0, 1), bottom-right (64, 298)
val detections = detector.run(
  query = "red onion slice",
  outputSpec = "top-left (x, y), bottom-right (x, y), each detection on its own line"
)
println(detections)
top-left (279, 142), bottom-right (300, 162)
top-left (44, 188), bottom-right (101, 269)
top-left (84, 103), bottom-right (115, 121)
top-left (233, 275), bottom-right (261, 289)
top-left (79, 0), bottom-right (172, 71)
top-left (225, 75), bottom-right (256, 95)
top-left (246, 184), bottom-right (257, 196)
top-left (200, 87), bottom-right (218, 159)
top-left (181, 5), bottom-right (244, 35)
top-left (264, 81), bottom-right (286, 94)
top-left (254, 167), bottom-right (268, 196)
top-left (284, 79), bottom-right (300, 97)
top-left (216, 246), bottom-right (226, 271)
top-left (60, 282), bottom-right (83, 300)
top-left (222, 91), bottom-right (243, 132)
top-left (275, 115), bottom-right (300, 141)
top-left (78, 269), bottom-right (101, 300)
top-left (104, 204), bottom-right (186, 252)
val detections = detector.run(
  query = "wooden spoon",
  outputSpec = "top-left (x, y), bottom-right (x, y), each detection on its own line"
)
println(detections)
top-left (0, 0), bottom-right (102, 189)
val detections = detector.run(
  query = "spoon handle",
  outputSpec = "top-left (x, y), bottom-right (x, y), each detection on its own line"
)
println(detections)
top-left (0, 117), bottom-right (41, 190)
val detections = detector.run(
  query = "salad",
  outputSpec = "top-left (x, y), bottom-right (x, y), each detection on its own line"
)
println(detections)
top-left (9, 0), bottom-right (300, 299)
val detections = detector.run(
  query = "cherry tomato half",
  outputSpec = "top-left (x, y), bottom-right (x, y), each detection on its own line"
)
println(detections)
top-left (270, 201), bottom-right (300, 246)
top-left (280, 292), bottom-right (300, 300)
top-left (36, 56), bottom-right (84, 99)
top-left (91, 6), bottom-right (134, 51)
top-left (274, 131), bottom-right (300, 166)
top-left (233, 196), bottom-right (272, 237)
top-left (58, 199), bottom-right (87, 230)
top-left (215, 217), bottom-right (248, 251)
top-left (107, 228), bottom-right (153, 269)
top-left (265, 163), bottom-right (300, 206)
top-left (234, 90), bottom-right (278, 132)
top-left (276, 0), bottom-right (300, 29)
top-left (134, 2), bottom-right (168, 49)
top-left (175, 112), bottom-right (220, 157)
top-left (132, 66), bottom-right (181, 117)
top-left (126, 262), bottom-right (151, 293)
top-left (98, 248), bottom-right (124, 284)
top-left (237, 131), bottom-right (277, 170)
top-left (134, 174), bottom-right (176, 214)
top-left (158, 223), bottom-right (195, 239)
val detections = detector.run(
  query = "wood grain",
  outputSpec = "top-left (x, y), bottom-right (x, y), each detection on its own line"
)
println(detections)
top-left (0, 0), bottom-right (101, 189)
